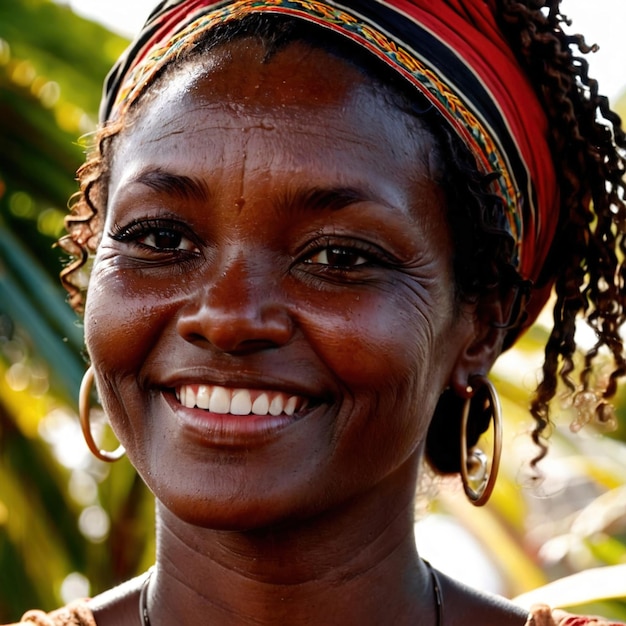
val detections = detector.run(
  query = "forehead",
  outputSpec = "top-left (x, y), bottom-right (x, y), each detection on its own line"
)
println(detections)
top-left (109, 39), bottom-right (441, 211)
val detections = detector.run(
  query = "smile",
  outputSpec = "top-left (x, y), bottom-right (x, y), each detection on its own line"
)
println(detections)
top-left (175, 385), bottom-right (309, 417)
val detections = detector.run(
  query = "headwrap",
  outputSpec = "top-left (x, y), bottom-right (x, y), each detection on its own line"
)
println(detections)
top-left (100, 0), bottom-right (559, 329)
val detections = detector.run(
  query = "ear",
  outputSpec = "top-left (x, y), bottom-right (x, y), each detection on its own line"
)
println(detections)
top-left (448, 288), bottom-right (513, 398)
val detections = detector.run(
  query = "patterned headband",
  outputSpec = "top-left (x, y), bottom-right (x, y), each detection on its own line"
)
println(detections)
top-left (101, 0), bottom-right (559, 321)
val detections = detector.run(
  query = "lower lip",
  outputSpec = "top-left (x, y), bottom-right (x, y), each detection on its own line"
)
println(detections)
top-left (162, 391), bottom-right (308, 446)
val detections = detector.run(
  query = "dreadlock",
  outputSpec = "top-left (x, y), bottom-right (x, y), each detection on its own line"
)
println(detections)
top-left (493, 0), bottom-right (626, 467)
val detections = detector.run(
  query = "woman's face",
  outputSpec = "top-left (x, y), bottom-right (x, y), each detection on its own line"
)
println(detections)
top-left (85, 39), bottom-right (481, 529)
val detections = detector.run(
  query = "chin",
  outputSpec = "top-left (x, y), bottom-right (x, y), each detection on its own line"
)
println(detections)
top-left (155, 492), bottom-right (318, 533)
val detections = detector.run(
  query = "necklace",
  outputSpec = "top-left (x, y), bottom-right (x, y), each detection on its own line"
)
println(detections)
top-left (139, 569), bottom-right (151, 626)
top-left (425, 560), bottom-right (444, 626)
top-left (138, 562), bottom-right (443, 626)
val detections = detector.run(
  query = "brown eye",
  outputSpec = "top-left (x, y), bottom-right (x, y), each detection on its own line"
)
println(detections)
top-left (307, 247), bottom-right (368, 268)
top-left (110, 218), bottom-right (200, 254)
top-left (141, 229), bottom-right (189, 250)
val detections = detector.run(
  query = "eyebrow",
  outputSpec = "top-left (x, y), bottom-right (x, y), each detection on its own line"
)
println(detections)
top-left (129, 168), bottom-right (211, 203)
top-left (128, 169), bottom-right (377, 214)
top-left (278, 186), bottom-right (372, 215)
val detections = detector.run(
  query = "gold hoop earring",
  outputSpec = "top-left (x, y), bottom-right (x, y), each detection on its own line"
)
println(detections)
top-left (460, 375), bottom-right (502, 506)
top-left (79, 366), bottom-right (125, 462)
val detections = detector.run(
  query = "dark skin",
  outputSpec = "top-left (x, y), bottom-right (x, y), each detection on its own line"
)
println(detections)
top-left (85, 39), bottom-right (527, 625)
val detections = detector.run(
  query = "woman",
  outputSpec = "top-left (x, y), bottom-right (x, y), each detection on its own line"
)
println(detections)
top-left (12, 0), bottom-right (626, 624)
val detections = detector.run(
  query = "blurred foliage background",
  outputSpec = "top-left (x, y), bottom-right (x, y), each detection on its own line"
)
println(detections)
top-left (0, 1), bottom-right (154, 620)
top-left (0, 0), bottom-right (625, 622)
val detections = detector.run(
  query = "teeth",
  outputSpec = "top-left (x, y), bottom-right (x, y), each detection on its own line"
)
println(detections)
top-left (269, 395), bottom-right (284, 416)
top-left (196, 385), bottom-right (210, 409)
top-left (231, 389), bottom-right (252, 415)
top-left (284, 396), bottom-right (298, 416)
top-left (210, 386), bottom-right (230, 414)
top-left (183, 386), bottom-right (197, 409)
top-left (251, 393), bottom-right (270, 416)
top-left (175, 385), bottom-right (308, 417)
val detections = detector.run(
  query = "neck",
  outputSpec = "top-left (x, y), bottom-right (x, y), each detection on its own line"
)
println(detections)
top-left (147, 466), bottom-right (436, 625)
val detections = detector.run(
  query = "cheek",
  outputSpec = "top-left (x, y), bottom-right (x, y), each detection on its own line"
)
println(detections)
top-left (302, 284), bottom-right (451, 394)
top-left (85, 254), bottom-right (178, 370)
top-left (297, 290), bottom-right (448, 478)
top-left (84, 259), bottom-right (185, 459)
top-left (83, 256), bottom-right (183, 441)
top-left (85, 287), bottom-right (144, 376)
top-left (301, 279), bottom-right (461, 467)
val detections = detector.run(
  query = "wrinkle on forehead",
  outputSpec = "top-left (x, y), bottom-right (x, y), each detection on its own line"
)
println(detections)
top-left (110, 38), bottom-right (444, 214)
top-left (122, 82), bottom-right (433, 162)
top-left (128, 38), bottom-right (417, 126)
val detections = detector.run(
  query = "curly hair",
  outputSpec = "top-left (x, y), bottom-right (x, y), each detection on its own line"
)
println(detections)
top-left (59, 0), bottom-right (626, 472)
top-left (497, 0), bottom-right (626, 466)
top-left (429, 0), bottom-right (626, 473)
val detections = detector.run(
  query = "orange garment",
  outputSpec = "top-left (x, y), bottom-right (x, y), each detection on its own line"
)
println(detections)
top-left (529, 604), bottom-right (624, 626)
top-left (9, 602), bottom-right (96, 626)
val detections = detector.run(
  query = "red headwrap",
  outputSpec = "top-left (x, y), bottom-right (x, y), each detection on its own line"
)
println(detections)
top-left (101, 0), bottom-right (559, 329)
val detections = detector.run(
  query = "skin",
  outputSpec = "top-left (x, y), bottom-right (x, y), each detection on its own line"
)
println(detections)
top-left (85, 39), bottom-right (525, 625)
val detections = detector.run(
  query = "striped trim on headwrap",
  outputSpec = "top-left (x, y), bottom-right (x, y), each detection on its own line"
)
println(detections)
top-left (101, 0), bottom-right (559, 320)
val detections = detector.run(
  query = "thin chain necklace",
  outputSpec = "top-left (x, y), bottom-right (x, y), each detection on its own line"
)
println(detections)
top-left (425, 560), bottom-right (444, 626)
top-left (139, 569), bottom-right (152, 626)
top-left (139, 562), bottom-right (443, 626)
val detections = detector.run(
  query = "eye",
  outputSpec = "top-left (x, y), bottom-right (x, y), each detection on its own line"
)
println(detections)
top-left (306, 246), bottom-right (369, 268)
top-left (110, 218), bottom-right (200, 254)
top-left (139, 228), bottom-right (196, 252)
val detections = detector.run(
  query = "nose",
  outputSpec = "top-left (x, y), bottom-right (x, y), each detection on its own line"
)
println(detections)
top-left (176, 258), bottom-right (294, 354)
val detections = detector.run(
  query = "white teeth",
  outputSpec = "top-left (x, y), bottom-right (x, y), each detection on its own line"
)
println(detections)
top-left (231, 389), bottom-right (252, 415)
top-left (196, 385), bottom-right (210, 409)
top-left (210, 386), bottom-right (230, 414)
top-left (182, 386), bottom-right (197, 409)
top-left (269, 395), bottom-right (284, 416)
top-left (284, 396), bottom-right (298, 416)
top-left (251, 393), bottom-right (270, 416)
top-left (175, 385), bottom-right (307, 416)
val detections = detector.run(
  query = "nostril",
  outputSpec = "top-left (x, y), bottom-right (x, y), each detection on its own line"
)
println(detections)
top-left (222, 338), bottom-right (286, 355)
top-left (177, 301), bottom-right (294, 354)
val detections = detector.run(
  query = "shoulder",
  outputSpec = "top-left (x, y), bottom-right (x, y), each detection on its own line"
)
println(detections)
top-left (527, 604), bottom-right (625, 626)
top-left (6, 571), bottom-right (149, 626)
top-left (6, 601), bottom-right (96, 626)
top-left (435, 571), bottom-right (624, 626)
top-left (435, 568), bottom-right (527, 625)
top-left (85, 571), bottom-right (149, 626)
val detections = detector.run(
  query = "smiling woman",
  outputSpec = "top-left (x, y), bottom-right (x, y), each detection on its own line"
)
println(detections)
top-left (11, 1), bottom-right (626, 625)
top-left (88, 39), bottom-right (460, 532)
